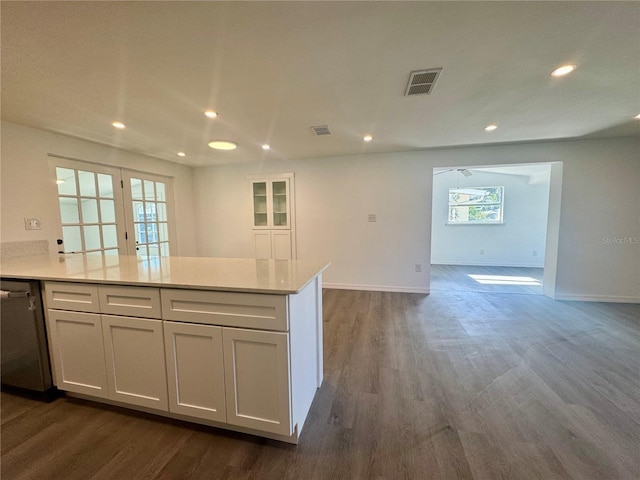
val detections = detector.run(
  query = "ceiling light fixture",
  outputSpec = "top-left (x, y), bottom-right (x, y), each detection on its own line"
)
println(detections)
top-left (551, 64), bottom-right (576, 77)
top-left (262, 144), bottom-right (270, 150)
top-left (112, 121), bottom-right (126, 129)
top-left (635, 114), bottom-right (640, 120)
top-left (485, 124), bottom-right (498, 131)
top-left (208, 140), bottom-right (237, 151)
top-left (204, 110), bottom-right (218, 118)
top-left (363, 135), bottom-right (373, 142)
top-left (177, 152), bottom-right (186, 157)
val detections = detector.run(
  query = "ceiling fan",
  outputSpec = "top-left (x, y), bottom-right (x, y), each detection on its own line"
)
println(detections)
top-left (433, 168), bottom-right (472, 176)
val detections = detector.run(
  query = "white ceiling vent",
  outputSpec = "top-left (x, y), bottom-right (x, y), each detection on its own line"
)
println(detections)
top-left (405, 68), bottom-right (442, 96)
top-left (310, 125), bottom-right (332, 136)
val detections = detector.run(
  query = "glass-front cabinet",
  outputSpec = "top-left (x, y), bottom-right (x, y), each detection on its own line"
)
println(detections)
top-left (249, 174), bottom-right (295, 260)
top-left (251, 178), bottom-right (291, 230)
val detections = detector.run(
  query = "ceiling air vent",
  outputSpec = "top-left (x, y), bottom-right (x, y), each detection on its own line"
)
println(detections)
top-left (405, 68), bottom-right (442, 96)
top-left (310, 125), bottom-right (332, 136)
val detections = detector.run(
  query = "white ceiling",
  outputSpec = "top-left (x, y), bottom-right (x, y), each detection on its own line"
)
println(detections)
top-left (2, 1), bottom-right (639, 167)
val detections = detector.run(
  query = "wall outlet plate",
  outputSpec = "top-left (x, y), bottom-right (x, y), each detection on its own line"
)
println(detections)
top-left (24, 218), bottom-right (42, 230)
top-left (368, 214), bottom-right (377, 222)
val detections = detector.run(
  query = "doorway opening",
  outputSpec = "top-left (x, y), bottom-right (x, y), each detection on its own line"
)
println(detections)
top-left (430, 164), bottom-right (552, 295)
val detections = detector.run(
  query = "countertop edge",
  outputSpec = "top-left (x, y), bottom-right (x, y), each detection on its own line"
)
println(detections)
top-left (0, 256), bottom-right (331, 295)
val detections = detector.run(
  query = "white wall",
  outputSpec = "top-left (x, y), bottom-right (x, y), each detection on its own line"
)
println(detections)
top-left (431, 169), bottom-right (550, 267)
top-left (2, 121), bottom-right (638, 302)
top-left (193, 153), bottom-right (432, 293)
top-left (193, 136), bottom-right (639, 301)
top-left (0, 121), bottom-right (197, 256)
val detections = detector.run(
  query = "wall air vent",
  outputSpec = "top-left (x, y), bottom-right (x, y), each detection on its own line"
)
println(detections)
top-left (310, 125), bottom-right (332, 136)
top-left (405, 68), bottom-right (442, 96)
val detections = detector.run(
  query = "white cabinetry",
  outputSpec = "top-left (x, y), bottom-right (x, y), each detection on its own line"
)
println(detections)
top-left (223, 327), bottom-right (291, 435)
top-left (45, 282), bottom-right (167, 409)
top-left (102, 315), bottom-right (168, 410)
top-left (163, 321), bottom-right (226, 422)
top-left (46, 309), bottom-right (109, 398)
top-left (43, 272), bottom-right (323, 444)
top-left (254, 230), bottom-right (292, 260)
top-left (250, 174), bottom-right (295, 259)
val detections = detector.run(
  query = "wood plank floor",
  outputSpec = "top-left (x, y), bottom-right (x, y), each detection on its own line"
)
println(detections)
top-left (2, 289), bottom-right (639, 479)
top-left (431, 264), bottom-right (544, 295)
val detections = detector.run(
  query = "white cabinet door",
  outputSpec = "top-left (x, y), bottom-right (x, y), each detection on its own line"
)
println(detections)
top-left (223, 328), bottom-right (292, 436)
top-left (46, 309), bottom-right (109, 398)
top-left (253, 231), bottom-right (292, 260)
top-left (102, 315), bottom-right (168, 410)
top-left (272, 231), bottom-right (292, 260)
top-left (251, 177), bottom-right (291, 230)
top-left (164, 321), bottom-right (226, 422)
top-left (253, 231), bottom-right (272, 259)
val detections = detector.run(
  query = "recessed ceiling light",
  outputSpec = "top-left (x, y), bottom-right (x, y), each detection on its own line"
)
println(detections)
top-left (177, 152), bottom-right (186, 157)
top-left (208, 140), bottom-right (237, 151)
top-left (204, 110), bottom-right (218, 118)
top-left (635, 114), bottom-right (640, 120)
top-left (363, 135), bottom-right (373, 142)
top-left (485, 124), bottom-right (498, 131)
top-left (112, 121), bottom-right (126, 129)
top-left (551, 64), bottom-right (576, 77)
top-left (262, 144), bottom-right (270, 150)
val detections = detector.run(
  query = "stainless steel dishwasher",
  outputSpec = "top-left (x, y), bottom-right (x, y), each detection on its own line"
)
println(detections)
top-left (1, 279), bottom-right (56, 400)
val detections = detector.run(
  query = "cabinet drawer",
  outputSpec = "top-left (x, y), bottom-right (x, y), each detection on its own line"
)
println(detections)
top-left (161, 289), bottom-right (288, 331)
top-left (45, 282), bottom-right (100, 313)
top-left (99, 286), bottom-right (161, 319)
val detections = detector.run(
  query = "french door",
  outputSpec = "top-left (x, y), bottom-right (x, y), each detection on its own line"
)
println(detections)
top-left (122, 171), bottom-right (175, 257)
top-left (53, 158), bottom-right (175, 257)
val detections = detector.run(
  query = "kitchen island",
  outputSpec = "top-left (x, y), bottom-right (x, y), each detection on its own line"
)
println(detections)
top-left (0, 254), bottom-right (328, 444)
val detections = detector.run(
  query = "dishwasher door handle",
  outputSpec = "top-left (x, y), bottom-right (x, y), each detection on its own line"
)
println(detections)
top-left (0, 289), bottom-right (32, 300)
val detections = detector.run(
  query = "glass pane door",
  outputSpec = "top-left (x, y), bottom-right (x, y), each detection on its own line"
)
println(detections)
top-left (253, 182), bottom-right (268, 227)
top-left (272, 181), bottom-right (288, 227)
top-left (55, 164), bottom-right (125, 255)
top-left (124, 171), bottom-right (174, 258)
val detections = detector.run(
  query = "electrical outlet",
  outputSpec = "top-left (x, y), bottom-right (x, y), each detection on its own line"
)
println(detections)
top-left (533, 250), bottom-right (538, 257)
top-left (480, 249), bottom-right (485, 255)
top-left (415, 264), bottom-right (422, 272)
top-left (24, 218), bottom-right (42, 230)
top-left (368, 214), bottom-right (377, 223)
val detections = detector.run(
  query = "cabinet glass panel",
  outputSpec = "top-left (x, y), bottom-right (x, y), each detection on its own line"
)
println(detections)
top-left (253, 182), bottom-right (268, 227)
top-left (272, 181), bottom-right (287, 227)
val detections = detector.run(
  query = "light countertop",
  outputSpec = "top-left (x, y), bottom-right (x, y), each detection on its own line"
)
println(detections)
top-left (0, 254), bottom-right (329, 294)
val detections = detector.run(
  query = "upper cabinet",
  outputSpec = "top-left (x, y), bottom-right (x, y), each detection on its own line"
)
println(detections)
top-left (251, 175), bottom-right (292, 230)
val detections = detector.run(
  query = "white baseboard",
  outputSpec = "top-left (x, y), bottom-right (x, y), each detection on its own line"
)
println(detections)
top-left (323, 282), bottom-right (430, 294)
top-left (553, 294), bottom-right (640, 304)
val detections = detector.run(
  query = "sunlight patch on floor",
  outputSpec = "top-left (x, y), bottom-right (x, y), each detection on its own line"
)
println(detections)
top-left (467, 274), bottom-right (541, 286)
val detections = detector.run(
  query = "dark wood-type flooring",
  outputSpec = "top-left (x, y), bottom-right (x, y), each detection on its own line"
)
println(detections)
top-left (2, 289), bottom-right (639, 479)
